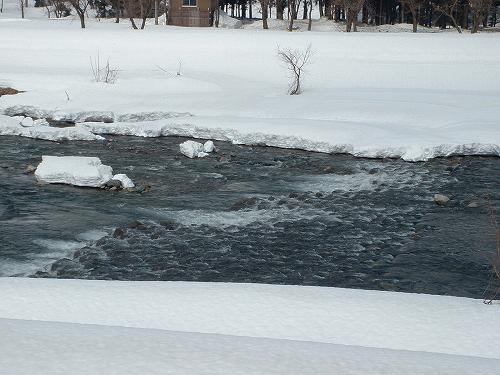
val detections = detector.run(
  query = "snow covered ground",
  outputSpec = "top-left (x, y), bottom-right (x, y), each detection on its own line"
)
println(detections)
top-left (0, 278), bottom-right (499, 374)
top-left (1, 1), bottom-right (499, 161)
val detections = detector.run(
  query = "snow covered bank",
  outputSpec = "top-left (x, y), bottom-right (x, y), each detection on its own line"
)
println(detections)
top-left (2, 317), bottom-right (499, 375)
top-left (80, 116), bottom-right (500, 161)
top-left (0, 114), bottom-right (103, 141)
top-left (1, 278), bottom-right (499, 360)
top-left (1, 18), bottom-right (499, 161)
top-left (35, 156), bottom-right (113, 187)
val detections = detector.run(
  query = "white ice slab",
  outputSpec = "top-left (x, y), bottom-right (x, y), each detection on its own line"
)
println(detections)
top-left (35, 156), bottom-right (113, 187)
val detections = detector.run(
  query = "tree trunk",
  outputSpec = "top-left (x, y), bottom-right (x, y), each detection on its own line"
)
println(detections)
top-left (129, 16), bottom-right (138, 29)
top-left (261, 0), bottom-right (268, 29)
top-left (1, 0), bottom-right (4, 13)
top-left (288, 0), bottom-right (295, 30)
top-left (346, 10), bottom-right (352, 31)
top-left (308, 0), bottom-right (312, 30)
top-left (412, 17), bottom-right (417, 32)
top-left (276, 0), bottom-right (283, 19)
top-left (325, 0), bottom-right (332, 19)
top-left (20, 0), bottom-right (24, 18)
top-left (141, 16), bottom-right (147, 29)
top-left (303, 0), bottom-right (307, 19)
top-left (318, 0), bottom-right (323, 17)
top-left (78, 10), bottom-right (85, 28)
top-left (154, 0), bottom-right (159, 24)
top-left (249, 0), bottom-right (252, 18)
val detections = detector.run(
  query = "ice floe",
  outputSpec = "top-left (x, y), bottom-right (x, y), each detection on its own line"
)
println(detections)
top-left (35, 156), bottom-right (114, 187)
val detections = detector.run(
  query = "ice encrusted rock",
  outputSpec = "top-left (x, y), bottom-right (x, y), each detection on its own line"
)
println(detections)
top-left (203, 140), bottom-right (215, 153)
top-left (180, 140), bottom-right (205, 158)
top-left (112, 173), bottom-right (135, 189)
top-left (179, 140), bottom-right (216, 158)
top-left (20, 117), bottom-right (34, 127)
top-left (35, 156), bottom-right (113, 187)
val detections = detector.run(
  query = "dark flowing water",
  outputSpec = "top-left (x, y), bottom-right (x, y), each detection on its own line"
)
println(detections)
top-left (0, 135), bottom-right (498, 298)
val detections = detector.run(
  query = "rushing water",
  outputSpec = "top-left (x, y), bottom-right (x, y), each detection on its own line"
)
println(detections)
top-left (0, 135), bottom-right (498, 298)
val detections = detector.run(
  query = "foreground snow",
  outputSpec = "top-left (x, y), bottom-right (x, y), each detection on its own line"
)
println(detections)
top-left (1, 13), bottom-right (499, 161)
top-left (1, 278), bottom-right (500, 374)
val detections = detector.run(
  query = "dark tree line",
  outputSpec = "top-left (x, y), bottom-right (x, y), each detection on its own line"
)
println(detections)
top-left (217, 0), bottom-right (498, 32)
top-left (34, 0), bottom-right (498, 32)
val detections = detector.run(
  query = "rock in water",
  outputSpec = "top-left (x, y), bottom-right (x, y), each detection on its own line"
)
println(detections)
top-left (35, 156), bottom-right (113, 187)
top-left (434, 194), bottom-right (450, 206)
top-left (112, 173), bottom-right (135, 189)
top-left (180, 140), bottom-right (204, 158)
top-left (204, 140), bottom-right (215, 153)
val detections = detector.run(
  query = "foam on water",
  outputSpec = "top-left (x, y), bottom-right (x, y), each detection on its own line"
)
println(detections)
top-left (144, 206), bottom-right (333, 228)
top-left (0, 230), bottom-right (109, 277)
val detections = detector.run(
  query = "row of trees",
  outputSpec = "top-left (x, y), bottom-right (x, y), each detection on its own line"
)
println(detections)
top-left (250, 0), bottom-right (498, 32)
top-left (11, 0), bottom-right (498, 32)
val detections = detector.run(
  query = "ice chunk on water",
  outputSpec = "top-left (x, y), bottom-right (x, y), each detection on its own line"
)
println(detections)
top-left (35, 156), bottom-right (113, 187)
top-left (180, 140), bottom-right (215, 158)
top-left (112, 173), bottom-right (135, 189)
top-left (180, 140), bottom-right (204, 158)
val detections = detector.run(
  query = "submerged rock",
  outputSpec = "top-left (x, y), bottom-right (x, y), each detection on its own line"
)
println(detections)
top-left (434, 194), bottom-right (450, 206)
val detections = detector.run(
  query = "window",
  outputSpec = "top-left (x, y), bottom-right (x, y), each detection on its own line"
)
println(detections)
top-left (182, 0), bottom-right (197, 6)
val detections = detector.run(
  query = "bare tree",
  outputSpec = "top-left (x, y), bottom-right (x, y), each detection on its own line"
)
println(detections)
top-left (277, 44), bottom-right (312, 95)
top-left (68, 0), bottom-right (90, 28)
top-left (469, 0), bottom-right (492, 33)
top-left (400, 0), bottom-right (425, 32)
top-left (20, 0), bottom-right (24, 18)
top-left (434, 0), bottom-right (462, 32)
top-left (259, 0), bottom-right (269, 29)
top-left (343, 0), bottom-right (365, 31)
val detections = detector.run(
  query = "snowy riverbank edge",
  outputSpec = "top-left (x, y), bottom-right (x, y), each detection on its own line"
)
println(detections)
top-left (1, 113), bottom-right (499, 162)
top-left (1, 278), bottom-right (500, 356)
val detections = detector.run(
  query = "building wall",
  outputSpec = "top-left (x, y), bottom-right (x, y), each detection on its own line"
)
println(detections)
top-left (169, 0), bottom-right (217, 27)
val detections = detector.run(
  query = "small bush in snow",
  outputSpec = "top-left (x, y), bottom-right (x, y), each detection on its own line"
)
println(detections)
top-left (277, 44), bottom-right (312, 95)
top-left (90, 52), bottom-right (119, 84)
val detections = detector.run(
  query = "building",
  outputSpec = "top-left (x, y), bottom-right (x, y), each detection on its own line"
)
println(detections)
top-left (168, 0), bottom-right (218, 27)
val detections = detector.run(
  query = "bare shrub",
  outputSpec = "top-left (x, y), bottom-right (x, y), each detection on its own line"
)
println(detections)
top-left (484, 202), bottom-right (500, 304)
top-left (277, 44), bottom-right (312, 95)
top-left (90, 53), bottom-right (119, 84)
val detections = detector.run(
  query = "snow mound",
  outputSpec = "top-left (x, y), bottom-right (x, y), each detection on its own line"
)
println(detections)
top-left (216, 11), bottom-right (243, 29)
top-left (179, 140), bottom-right (215, 158)
top-left (112, 173), bottom-right (135, 189)
top-left (35, 156), bottom-right (113, 187)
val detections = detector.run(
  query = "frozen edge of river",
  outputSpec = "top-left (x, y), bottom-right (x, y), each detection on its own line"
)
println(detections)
top-left (1, 111), bottom-right (499, 162)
